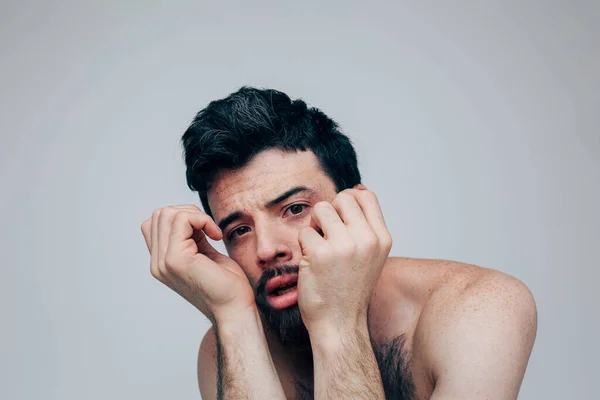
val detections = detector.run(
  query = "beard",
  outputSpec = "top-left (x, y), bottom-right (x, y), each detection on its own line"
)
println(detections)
top-left (255, 264), bottom-right (311, 352)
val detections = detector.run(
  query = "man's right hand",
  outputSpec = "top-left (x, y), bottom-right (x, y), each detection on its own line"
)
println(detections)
top-left (141, 205), bottom-right (256, 324)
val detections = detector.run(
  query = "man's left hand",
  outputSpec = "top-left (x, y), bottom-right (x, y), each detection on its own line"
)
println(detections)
top-left (297, 185), bottom-right (392, 334)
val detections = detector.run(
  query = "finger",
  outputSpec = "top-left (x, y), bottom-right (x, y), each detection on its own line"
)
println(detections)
top-left (158, 205), bottom-right (205, 252)
top-left (310, 201), bottom-right (346, 240)
top-left (154, 204), bottom-right (203, 249)
top-left (298, 226), bottom-right (326, 257)
top-left (160, 208), bottom-right (222, 258)
top-left (189, 228), bottom-right (223, 261)
top-left (170, 211), bottom-right (223, 245)
top-left (150, 208), bottom-right (161, 278)
top-left (344, 189), bottom-right (389, 238)
top-left (331, 191), bottom-right (369, 227)
top-left (169, 204), bottom-right (203, 211)
top-left (167, 212), bottom-right (224, 266)
top-left (142, 206), bottom-right (197, 251)
top-left (189, 211), bottom-right (223, 241)
top-left (157, 209), bottom-right (175, 273)
top-left (141, 218), bottom-right (152, 251)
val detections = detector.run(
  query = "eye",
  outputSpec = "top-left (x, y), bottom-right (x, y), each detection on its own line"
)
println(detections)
top-left (228, 226), bottom-right (251, 241)
top-left (285, 203), bottom-right (309, 217)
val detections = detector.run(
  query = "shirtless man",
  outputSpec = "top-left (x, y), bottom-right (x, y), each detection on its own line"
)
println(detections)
top-left (141, 87), bottom-right (537, 400)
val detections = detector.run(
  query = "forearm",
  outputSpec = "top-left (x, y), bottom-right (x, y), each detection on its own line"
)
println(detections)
top-left (215, 308), bottom-right (286, 400)
top-left (309, 319), bottom-right (385, 399)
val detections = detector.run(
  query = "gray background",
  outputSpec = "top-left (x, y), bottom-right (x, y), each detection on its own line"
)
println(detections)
top-left (1, 1), bottom-right (598, 399)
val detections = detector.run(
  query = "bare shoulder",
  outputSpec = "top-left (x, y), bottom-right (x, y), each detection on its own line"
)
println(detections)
top-left (370, 258), bottom-right (496, 344)
top-left (406, 259), bottom-right (538, 397)
top-left (197, 326), bottom-right (218, 400)
top-left (412, 260), bottom-right (538, 341)
top-left (380, 257), bottom-right (536, 313)
top-left (387, 257), bottom-right (538, 344)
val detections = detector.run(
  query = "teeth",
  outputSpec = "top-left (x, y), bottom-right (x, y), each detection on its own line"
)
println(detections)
top-left (273, 285), bottom-right (296, 296)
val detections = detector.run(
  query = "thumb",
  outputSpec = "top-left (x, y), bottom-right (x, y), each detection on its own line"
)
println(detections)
top-left (192, 229), bottom-right (225, 262)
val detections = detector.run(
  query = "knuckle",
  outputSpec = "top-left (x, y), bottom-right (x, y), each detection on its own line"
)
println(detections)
top-left (163, 206), bottom-right (178, 217)
top-left (361, 234), bottom-right (378, 250)
top-left (381, 234), bottom-right (393, 251)
top-left (330, 197), bottom-right (341, 208)
top-left (141, 219), bottom-right (150, 233)
top-left (164, 256), bottom-right (180, 274)
top-left (332, 193), bottom-right (353, 208)
top-left (362, 190), bottom-right (378, 201)
top-left (163, 249), bottom-right (176, 270)
top-left (173, 210), bottom-right (189, 222)
top-left (335, 191), bottom-right (352, 201)
top-left (313, 245), bottom-right (332, 262)
top-left (150, 267), bottom-right (162, 280)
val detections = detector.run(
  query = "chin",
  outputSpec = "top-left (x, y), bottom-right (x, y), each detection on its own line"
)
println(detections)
top-left (261, 303), bottom-right (310, 349)
top-left (255, 264), bottom-right (311, 349)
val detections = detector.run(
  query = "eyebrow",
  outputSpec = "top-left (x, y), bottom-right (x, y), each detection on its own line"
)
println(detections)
top-left (217, 186), bottom-right (314, 232)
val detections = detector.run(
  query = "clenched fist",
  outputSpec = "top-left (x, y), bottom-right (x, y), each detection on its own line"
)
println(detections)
top-left (297, 187), bottom-right (392, 333)
top-left (141, 205), bottom-right (255, 324)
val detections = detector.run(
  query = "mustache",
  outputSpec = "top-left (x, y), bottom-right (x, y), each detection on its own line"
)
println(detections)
top-left (255, 264), bottom-right (299, 297)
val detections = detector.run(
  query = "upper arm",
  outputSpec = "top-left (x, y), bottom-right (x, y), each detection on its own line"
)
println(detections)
top-left (418, 269), bottom-right (538, 400)
top-left (198, 326), bottom-right (218, 400)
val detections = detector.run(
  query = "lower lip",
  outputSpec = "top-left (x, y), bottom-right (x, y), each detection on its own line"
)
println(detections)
top-left (267, 287), bottom-right (298, 309)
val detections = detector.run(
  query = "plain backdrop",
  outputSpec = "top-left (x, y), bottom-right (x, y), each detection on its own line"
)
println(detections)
top-left (1, 1), bottom-right (598, 399)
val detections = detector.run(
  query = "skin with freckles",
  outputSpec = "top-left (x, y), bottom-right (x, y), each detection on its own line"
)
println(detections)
top-left (208, 150), bottom-right (337, 292)
top-left (201, 149), bottom-right (536, 399)
top-left (142, 148), bottom-right (538, 400)
top-left (209, 150), bottom-right (340, 352)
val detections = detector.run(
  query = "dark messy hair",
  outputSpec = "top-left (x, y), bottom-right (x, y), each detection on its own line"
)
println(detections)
top-left (181, 86), bottom-right (361, 217)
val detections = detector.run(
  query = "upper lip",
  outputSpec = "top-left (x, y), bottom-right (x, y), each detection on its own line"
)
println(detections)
top-left (265, 274), bottom-right (298, 296)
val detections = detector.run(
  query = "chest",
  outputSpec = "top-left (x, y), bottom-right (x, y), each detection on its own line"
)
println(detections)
top-left (275, 271), bottom-right (436, 399)
top-left (279, 334), bottom-right (429, 400)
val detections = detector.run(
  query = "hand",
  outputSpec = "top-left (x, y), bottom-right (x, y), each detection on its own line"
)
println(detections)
top-left (141, 205), bottom-right (256, 324)
top-left (297, 186), bottom-right (392, 332)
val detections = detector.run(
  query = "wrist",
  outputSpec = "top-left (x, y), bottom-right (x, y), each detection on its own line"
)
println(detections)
top-left (214, 303), bottom-right (261, 332)
top-left (307, 313), bottom-right (370, 352)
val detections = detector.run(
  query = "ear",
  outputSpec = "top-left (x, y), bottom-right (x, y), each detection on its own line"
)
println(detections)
top-left (353, 183), bottom-right (367, 191)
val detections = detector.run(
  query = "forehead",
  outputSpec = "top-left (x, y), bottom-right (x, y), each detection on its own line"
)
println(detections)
top-left (207, 149), bottom-right (335, 220)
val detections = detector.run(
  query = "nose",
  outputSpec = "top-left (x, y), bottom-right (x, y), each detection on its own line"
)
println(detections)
top-left (255, 223), bottom-right (293, 269)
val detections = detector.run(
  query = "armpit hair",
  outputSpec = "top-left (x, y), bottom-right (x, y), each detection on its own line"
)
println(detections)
top-left (373, 333), bottom-right (416, 400)
top-left (294, 333), bottom-right (416, 400)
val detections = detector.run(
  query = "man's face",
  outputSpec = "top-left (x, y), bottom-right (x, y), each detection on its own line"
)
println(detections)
top-left (207, 149), bottom-right (337, 346)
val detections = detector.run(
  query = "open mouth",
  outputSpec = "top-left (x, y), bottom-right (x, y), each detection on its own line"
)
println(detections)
top-left (271, 282), bottom-right (297, 296)
top-left (265, 274), bottom-right (299, 309)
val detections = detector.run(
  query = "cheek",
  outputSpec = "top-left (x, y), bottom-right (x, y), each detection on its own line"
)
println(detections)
top-left (227, 243), bottom-right (262, 286)
top-left (289, 212), bottom-right (312, 229)
top-left (227, 243), bottom-right (252, 268)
